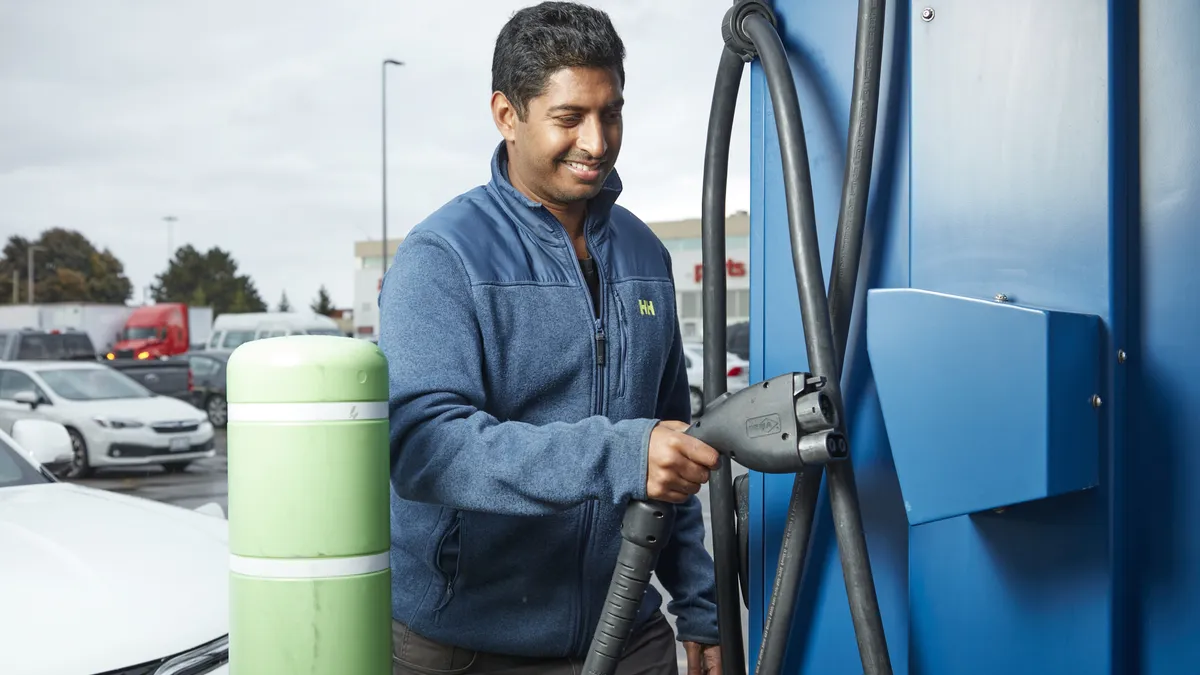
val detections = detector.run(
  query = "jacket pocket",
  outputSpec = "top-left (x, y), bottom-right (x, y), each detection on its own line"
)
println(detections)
top-left (431, 511), bottom-right (462, 613)
top-left (613, 291), bottom-right (628, 398)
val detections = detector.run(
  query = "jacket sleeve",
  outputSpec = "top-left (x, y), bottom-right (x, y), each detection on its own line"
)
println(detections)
top-left (651, 267), bottom-right (721, 645)
top-left (379, 230), bottom-right (656, 516)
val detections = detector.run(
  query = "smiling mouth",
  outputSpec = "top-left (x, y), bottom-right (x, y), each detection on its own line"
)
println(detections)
top-left (560, 159), bottom-right (605, 182)
top-left (562, 159), bottom-right (602, 171)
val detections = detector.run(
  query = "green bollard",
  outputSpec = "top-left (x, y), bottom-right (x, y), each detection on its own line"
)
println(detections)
top-left (225, 335), bottom-right (392, 675)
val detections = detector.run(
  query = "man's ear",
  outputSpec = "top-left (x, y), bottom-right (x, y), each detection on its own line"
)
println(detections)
top-left (491, 91), bottom-right (519, 142)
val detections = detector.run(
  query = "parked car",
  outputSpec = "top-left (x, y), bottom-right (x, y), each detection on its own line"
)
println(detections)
top-left (206, 311), bottom-right (341, 351)
top-left (0, 417), bottom-right (229, 675)
top-left (0, 360), bottom-right (214, 479)
top-left (726, 321), bottom-right (750, 361)
top-left (187, 349), bottom-right (232, 427)
top-left (0, 327), bottom-right (97, 361)
top-left (109, 352), bottom-right (195, 403)
top-left (681, 342), bottom-right (751, 417)
top-left (0, 327), bottom-right (195, 402)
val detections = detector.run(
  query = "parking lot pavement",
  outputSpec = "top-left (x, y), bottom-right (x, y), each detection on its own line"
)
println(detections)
top-left (75, 427), bottom-right (750, 672)
top-left (74, 428), bottom-right (229, 512)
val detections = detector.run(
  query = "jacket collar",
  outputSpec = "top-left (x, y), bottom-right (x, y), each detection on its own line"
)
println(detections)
top-left (487, 141), bottom-right (622, 245)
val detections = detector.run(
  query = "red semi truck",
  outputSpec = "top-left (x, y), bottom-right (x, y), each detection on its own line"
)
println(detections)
top-left (107, 302), bottom-right (210, 360)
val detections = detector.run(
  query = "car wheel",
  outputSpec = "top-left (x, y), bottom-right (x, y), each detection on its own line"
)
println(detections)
top-left (207, 394), bottom-right (228, 428)
top-left (690, 387), bottom-right (705, 418)
top-left (164, 461), bottom-right (191, 474)
top-left (57, 427), bottom-right (92, 480)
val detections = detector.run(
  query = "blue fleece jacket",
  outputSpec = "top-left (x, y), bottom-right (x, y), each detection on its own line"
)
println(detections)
top-left (377, 142), bottom-right (719, 658)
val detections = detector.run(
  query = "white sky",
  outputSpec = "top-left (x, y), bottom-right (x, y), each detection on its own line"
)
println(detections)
top-left (0, 0), bottom-right (751, 310)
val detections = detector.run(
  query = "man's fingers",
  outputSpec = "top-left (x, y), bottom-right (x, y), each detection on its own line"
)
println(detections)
top-left (684, 641), bottom-right (703, 675)
top-left (703, 645), bottom-right (722, 675)
top-left (666, 429), bottom-right (719, 470)
top-left (680, 437), bottom-right (720, 469)
top-left (667, 472), bottom-right (704, 496)
top-left (669, 488), bottom-right (693, 503)
top-left (663, 488), bottom-right (692, 504)
top-left (653, 463), bottom-right (706, 495)
top-left (647, 423), bottom-right (720, 503)
top-left (674, 480), bottom-right (702, 497)
top-left (679, 461), bottom-right (711, 487)
top-left (661, 438), bottom-right (716, 482)
top-left (647, 474), bottom-right (689, 502)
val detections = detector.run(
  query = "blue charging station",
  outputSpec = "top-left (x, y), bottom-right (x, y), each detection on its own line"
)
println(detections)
top-left (747, 1), bottom-right (1199, 673)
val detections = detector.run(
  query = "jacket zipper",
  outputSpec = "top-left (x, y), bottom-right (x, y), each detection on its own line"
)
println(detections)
top-left (569, 220), bottom-right (606, 656)
top-left (613, 296), bottom-right (627, 398)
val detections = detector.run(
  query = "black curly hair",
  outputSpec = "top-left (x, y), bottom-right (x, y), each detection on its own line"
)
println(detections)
top-left (491, 2), bottom-right (626, 120)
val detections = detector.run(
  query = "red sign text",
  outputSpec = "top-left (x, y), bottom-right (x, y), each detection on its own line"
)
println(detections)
top-left (694, 259), bottom-right (747, 283)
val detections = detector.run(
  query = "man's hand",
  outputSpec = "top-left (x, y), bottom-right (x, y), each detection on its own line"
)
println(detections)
top-left (647, 421), bottom-right (720, 503)
top-left (683, 641), bottom-right (722, 675)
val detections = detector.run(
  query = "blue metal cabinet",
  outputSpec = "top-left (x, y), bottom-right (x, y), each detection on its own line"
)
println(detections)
top-left (746, 0), bottom-right (1199, 672)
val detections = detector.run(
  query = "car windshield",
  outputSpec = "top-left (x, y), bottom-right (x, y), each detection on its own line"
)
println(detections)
top-left (0, 436), bottom-right (51, 488)
top-left (37, 368), bottom-right (153, 400)
top-left (121, 326), bottom-right (161, 340)
top-left (16, 333), bottom-right (96, 361)
top-left (221, 330), bottom-right (256, 349)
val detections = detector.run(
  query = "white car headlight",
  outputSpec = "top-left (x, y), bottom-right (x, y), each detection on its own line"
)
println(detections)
top-left (93, 416), bottom-right (145, 429)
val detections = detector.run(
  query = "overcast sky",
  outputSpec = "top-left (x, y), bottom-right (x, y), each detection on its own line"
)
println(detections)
top-left (0, 0), bottom-right (751, 311)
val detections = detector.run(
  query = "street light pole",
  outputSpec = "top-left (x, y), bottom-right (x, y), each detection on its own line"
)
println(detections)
top-left (382, 59), bottom-right (404, 281)
top-left (164, 215), bottom-right (177, 262)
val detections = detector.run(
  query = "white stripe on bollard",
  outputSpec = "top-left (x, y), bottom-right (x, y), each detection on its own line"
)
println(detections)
top-left (229, 552), bottom-right (391, 579)
top-left (227, 401), bottom-right (389, 423)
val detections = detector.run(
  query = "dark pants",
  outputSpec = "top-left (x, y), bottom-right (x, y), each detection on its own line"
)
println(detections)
top-left (392, 611), bottom-right (678, 675)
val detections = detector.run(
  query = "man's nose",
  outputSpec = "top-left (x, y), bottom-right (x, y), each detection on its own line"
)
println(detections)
top-left (576, 116), bottom-right (607, 158)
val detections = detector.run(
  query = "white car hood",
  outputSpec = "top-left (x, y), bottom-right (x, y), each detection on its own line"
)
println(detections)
top-left (63, 395), bottom-right (207, 423)
top-left (0, 483), bottom-right (228, 675)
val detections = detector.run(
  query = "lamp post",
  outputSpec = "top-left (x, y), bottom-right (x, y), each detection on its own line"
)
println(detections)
top-left (381, 59), bottom-right (404, 281)
top-left (164, 215), bottom-right (178, 262)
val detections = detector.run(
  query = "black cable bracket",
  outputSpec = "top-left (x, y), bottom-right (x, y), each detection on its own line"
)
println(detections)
top-left (722, 0), bottom-right (778, 62)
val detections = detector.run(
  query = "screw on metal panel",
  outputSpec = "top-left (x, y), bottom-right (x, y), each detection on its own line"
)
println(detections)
top-left (921, 7), bottom-right (935, 21)
top-left (1117, 349), bottom-right (1127, 363)
top-left (1092, 394), bottom-right (1103, 408)
top-left (994, 293), bottom-right (1010, 303)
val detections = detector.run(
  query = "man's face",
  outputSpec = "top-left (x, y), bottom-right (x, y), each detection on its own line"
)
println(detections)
top-left (494, 66), bottom-right (624, 212)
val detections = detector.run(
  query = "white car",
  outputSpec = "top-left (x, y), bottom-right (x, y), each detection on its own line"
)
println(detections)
top-left (0, 360), bottom-right (215, 479)
top-left (0, 418), bottom-right (229, 675)
top-left (681, 342), bottom-right (751, 417)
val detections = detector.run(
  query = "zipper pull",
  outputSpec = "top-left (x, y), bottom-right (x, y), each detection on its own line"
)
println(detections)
top-left (595, 331), bottom-right (606, 366)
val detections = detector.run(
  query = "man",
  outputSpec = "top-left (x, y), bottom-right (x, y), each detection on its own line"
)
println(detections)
top-left (379, 3), bottom-right (723, 674)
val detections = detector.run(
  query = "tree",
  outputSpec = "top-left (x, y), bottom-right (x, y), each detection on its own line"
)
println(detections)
top-left (0, 228), bottom-right (133, 304)
top-left (151, 245), bottom-right (266, 316)
top-left (277, 291), bottom-right (292, 312)
top-left (310, 285), bottom-right (335, 316)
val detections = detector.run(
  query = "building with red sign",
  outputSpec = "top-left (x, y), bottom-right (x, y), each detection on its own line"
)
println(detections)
top-left (648, 211), bottom-right (750, 342)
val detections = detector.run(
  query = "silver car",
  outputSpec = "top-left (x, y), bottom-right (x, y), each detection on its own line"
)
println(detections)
top-left (681, 342), bottom-right (751, 417)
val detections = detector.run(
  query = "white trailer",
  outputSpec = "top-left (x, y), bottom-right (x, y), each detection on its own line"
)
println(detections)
top-left (187, 305), bottom-right (214, 349)
top-left (0, 303), bottom-right (136, 354)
